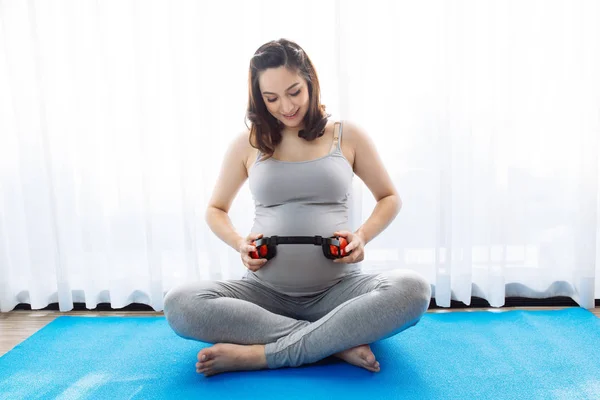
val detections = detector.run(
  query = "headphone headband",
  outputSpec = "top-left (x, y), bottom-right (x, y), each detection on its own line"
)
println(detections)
top-left (256, 236), bottom-right (340, 246)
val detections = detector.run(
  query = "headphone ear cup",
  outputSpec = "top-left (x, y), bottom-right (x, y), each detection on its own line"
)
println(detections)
top-left (339, 237), bottom-right (349, 256)
top-left (258, 244), bottom-right (268, 257)
top-left (250, 244), bottom-right (276, 260)
top-left (250, 240), bottom-right (259, 259)
top-left (322, 236), bottom-right (352, 259)
top-left (330, 244), bottom-right (339, 256)
top-left (322, 244), bottom-right (334, 259)
top-left (265, 245), bottom-right (277, 260)
top-left (323, 237), bottom-right (340, 259)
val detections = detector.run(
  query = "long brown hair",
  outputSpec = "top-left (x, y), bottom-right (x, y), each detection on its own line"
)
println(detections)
top-left (246, 39), bottom-right (330, 158)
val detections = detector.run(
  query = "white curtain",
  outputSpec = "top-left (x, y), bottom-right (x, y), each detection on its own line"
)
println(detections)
top-left (0, 0), bottom-right (598, 312)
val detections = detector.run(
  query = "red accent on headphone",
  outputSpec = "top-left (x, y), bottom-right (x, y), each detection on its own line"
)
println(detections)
top-left (330, 237), bottom-right (348, 257)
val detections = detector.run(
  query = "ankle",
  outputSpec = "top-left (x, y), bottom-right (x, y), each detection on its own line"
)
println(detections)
top-left (251, 345), bottom-right (267, 367)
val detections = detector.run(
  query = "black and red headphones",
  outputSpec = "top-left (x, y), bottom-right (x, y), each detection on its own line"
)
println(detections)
top-left (249, 235), bottom-right (351, 260)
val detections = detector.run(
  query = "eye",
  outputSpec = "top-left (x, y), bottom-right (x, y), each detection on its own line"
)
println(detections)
top-left (290, 90), bottom-right (301, 97)
top-left (266, 98), bottom-right (277, 103)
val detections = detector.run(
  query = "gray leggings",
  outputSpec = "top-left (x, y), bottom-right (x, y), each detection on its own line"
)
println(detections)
top-left (163, 269), bottom-right (431, 369)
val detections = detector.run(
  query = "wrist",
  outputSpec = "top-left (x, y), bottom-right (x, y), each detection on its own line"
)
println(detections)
top-left (234, 236), bottom-right (245, 252)
top-left (355, 229), bottom-right (368, 244)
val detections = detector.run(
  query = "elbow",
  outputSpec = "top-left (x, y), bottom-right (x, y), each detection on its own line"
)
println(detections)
top-left (205, 205), bottom-right (227, 223)
top-left (205, 206), bottom-right (219, 224)
top-left (395, 194), bottom-right (403, 216)
top-left (377, 193), bottom-right (402, 216)
top-left (204, 207), bottom-right (212, 226)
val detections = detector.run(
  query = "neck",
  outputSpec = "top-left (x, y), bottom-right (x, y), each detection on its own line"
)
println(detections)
top-left (281, 125), bottom-right (304, 136)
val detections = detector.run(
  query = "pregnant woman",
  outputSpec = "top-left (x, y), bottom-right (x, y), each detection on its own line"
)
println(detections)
top-left (164, 38), bottom-right (431, 377)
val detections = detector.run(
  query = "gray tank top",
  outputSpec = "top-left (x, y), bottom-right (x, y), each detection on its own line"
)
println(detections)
top-left (245, 121), bottom-right (361, 296)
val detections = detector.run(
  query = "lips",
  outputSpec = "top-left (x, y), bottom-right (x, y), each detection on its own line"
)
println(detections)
top-left (282, 109), bottom-right (299, 119)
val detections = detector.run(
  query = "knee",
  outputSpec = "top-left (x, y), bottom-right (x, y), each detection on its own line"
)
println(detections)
top-left (163, 282), bottom-right (212, 339)
top-left (385, 269), bottom-right (431, 315)
top-left (163, 284), bottom-right (190, 330)
top-left (163, 285), bottom-right (179, 311)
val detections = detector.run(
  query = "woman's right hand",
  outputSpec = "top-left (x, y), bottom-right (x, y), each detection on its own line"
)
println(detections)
top-left (238, 233), bottom-right (268, 272)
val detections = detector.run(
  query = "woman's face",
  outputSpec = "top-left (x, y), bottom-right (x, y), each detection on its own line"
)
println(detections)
top-left (258, 66), bottom-right (310, 129)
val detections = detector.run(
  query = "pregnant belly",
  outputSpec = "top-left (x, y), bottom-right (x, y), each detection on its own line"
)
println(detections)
top-left (251, 203), bottom-right (350, 237)
top-left (248, 203), bottom-right (357, 295)
top-left (250, 244), bottom-right (359, 296)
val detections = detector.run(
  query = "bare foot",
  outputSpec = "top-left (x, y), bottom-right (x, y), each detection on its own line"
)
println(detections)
top-left (195, 343), bottom-right (267, 377)
top-left (334, 344), bottom-right (380, 372)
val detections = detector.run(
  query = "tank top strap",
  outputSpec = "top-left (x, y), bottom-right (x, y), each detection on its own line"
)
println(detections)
top-left (255, 122), bottom-right (343, 161)
top-left (329, 120), bottom-right (344, 154)
top-left (255, 145), bottom-right (269, 164)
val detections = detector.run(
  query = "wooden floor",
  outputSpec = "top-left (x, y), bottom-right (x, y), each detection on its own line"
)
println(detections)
top-left (1, 307), bottom-right (599, 357)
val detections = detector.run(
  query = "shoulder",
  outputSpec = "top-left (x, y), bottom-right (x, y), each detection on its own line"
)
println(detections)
top-left (231, 128), bottom-right (252, 149)
top-left (340, 120), bottom-right (373, 150)
top-left (340, 120), bottom-right (384, 171)
top-left (230, 128), bottom-right (259, 174)
top-left (341, 120), bottom-right (369, 139)
top-left (340, 121), bottom-right (398, 200)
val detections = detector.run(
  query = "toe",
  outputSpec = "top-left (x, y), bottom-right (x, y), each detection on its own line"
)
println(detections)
top-left (199, 360), bottom-right (215, 368)
top-left (198, 363), bottom-right (215, 374)
top-left (365, 353), bottom-right (376, 365)
top-left (358, 348), bottom-right (376, 366)
top-left (196, 359), bottom-right (214, 373)
top-left (366, 363), bottom-right (380, 372)
top-left (198, 348), bottom-right (212, 362)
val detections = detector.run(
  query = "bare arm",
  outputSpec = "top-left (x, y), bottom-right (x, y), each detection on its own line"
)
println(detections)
top-left (347, 122), bottom-right (402, 244)
top-left (205, 132), bottom-right (251, 252)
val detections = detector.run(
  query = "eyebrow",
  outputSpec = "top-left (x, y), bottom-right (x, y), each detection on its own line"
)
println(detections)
top-left (262, 82), bottom-right (300, 95)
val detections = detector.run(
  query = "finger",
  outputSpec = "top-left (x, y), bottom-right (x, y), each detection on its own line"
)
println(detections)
top-left (243, 256), bottom-right (258, 266)
top-left (248, 261), bottom-right (266, 272)
top-left (245, 262), bottom-right (258, 271)
top-left (242, 247), bottom-right (260, 261)
top-left (248, 258), bottom-right (267, 267)
top-left (249, 233), bottom-right (263, 240)
top-left (333, 255), bottom-right (353, 263)
top-left (334, 231), bottom-right (352, 239)
top-left (245, 244), bottom-right (257, 253)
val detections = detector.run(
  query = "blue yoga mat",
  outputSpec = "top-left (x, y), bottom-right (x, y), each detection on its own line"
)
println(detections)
top-left (1, 308), bottom-right (599, 399)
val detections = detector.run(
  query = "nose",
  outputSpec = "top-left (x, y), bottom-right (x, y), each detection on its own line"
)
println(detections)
top-left (280, 97), bottom-right (295, 114)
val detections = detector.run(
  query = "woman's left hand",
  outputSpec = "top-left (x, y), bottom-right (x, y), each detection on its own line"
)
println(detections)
top-left (332, 230), bottom-right (365, 264)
